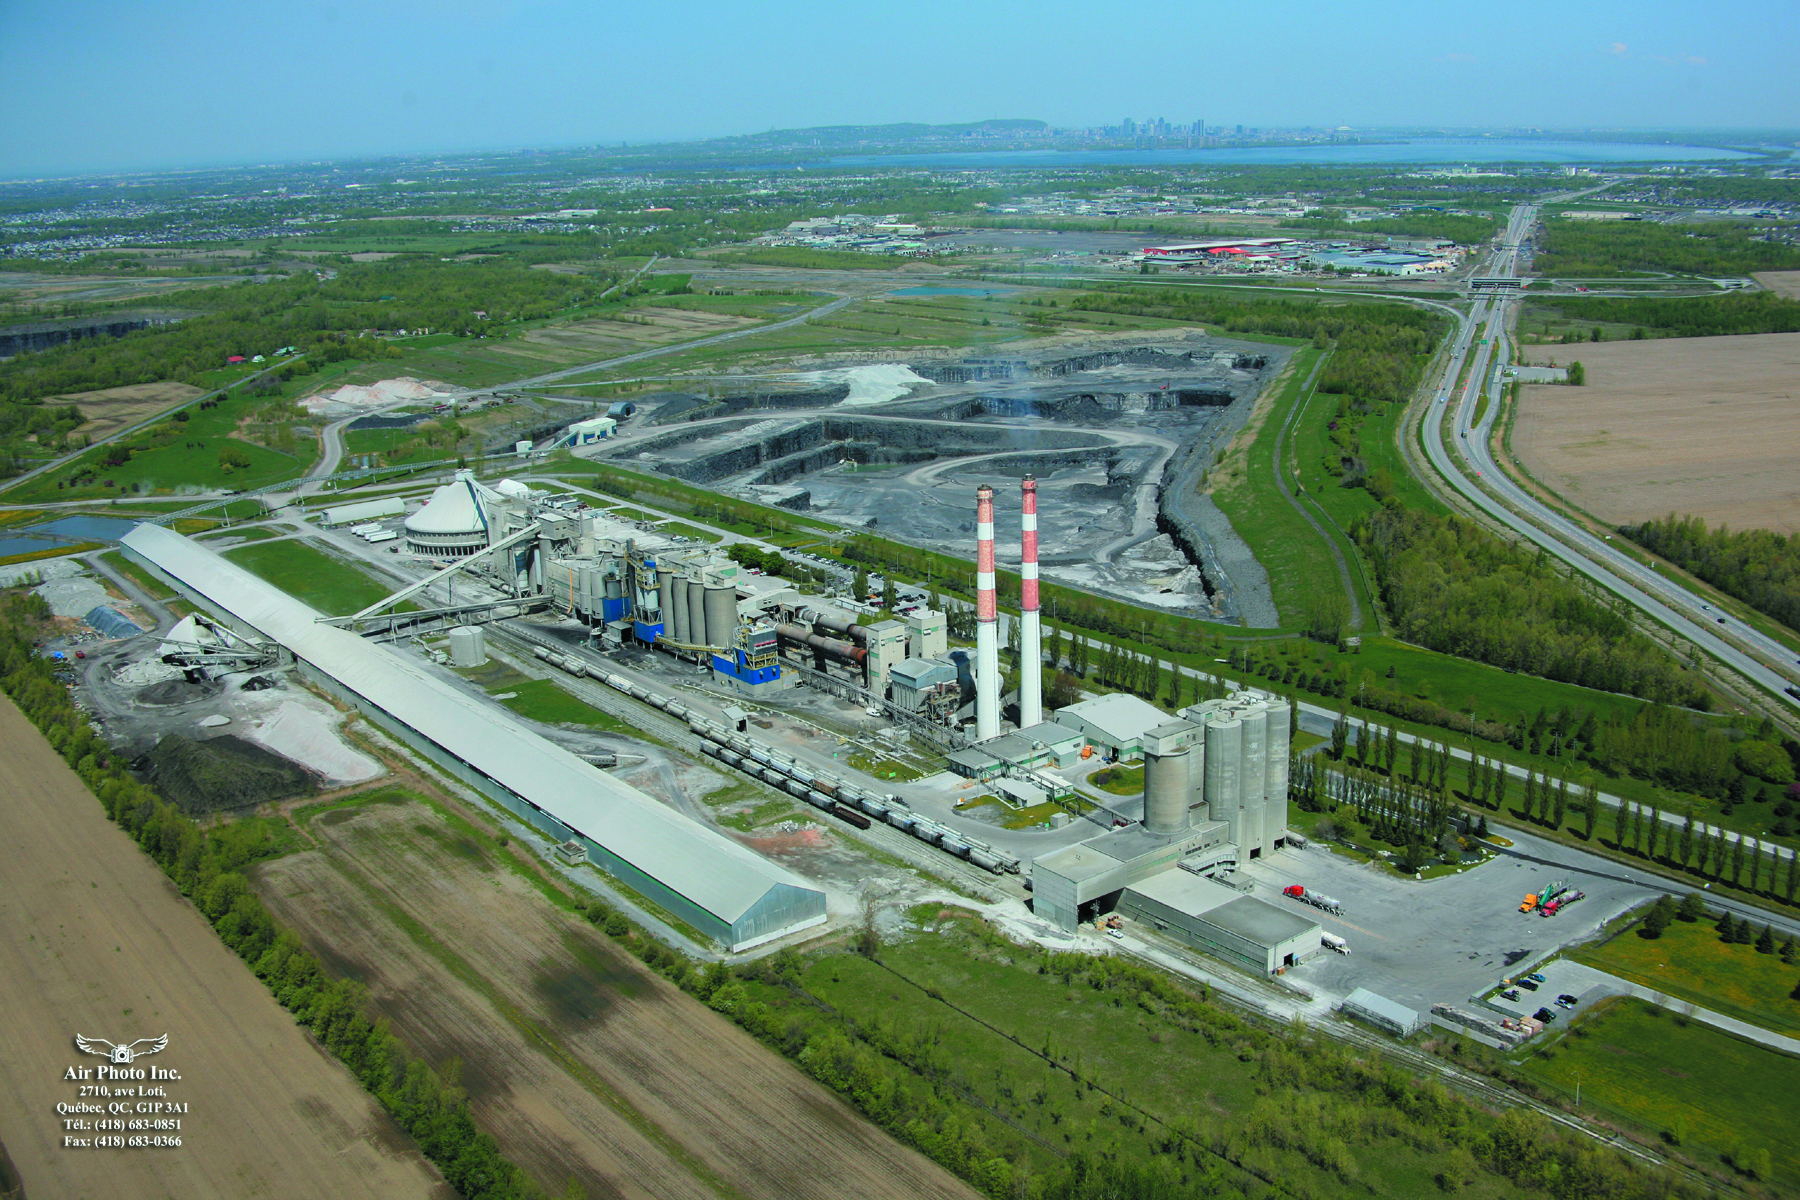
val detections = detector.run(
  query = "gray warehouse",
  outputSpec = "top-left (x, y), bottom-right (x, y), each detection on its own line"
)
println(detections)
top-left (1121, 870), bottom-right (1323, 975)
top-left (121, 524), bottom-right (827, 952)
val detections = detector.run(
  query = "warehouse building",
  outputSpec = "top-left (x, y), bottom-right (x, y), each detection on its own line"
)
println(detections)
top-left (1341, 988), bottom-right (1425, 1037)
top-left (1053, 692), bottom-right (1170, 761)
top-left (120, 524), bottom-right (827, 951)
top-left (1120, 870), bottom-right (1323, 975)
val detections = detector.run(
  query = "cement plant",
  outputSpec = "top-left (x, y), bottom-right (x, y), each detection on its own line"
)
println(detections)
top-left (5, 71), bottom-right (1800, 1200)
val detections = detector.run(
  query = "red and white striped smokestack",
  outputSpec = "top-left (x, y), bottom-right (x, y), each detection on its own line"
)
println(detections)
top-left (974, 483), bottom-right (1000, 741)
top-left (1019, 475), bottom-right (1043, 728)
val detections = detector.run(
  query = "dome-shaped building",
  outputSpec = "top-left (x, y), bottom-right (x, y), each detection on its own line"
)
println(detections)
top-left (404, 470), bottom-right (502, 558)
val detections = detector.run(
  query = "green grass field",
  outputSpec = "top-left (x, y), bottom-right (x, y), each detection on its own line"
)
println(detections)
top-left (1572, 913), bottom-right (1800, 1037)
top-left (492, 678), bottom-right (627, 731)
top-left (221, 539), bottom-right (394, 615)
top-left (1516, 998), bottom-right (1797, 1185)
top-left (790, 927), bottom-right (1531, 1199)
top-left (1210, 346), bottom-right (1378, 630)
top-left (98, 550), bottom-right (177, 599)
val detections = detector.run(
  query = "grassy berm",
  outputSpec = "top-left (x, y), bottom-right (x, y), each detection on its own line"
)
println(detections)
top-left (145, 734), bottom-right (313, 814)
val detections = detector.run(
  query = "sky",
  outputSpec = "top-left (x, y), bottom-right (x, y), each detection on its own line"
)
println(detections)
top-left (2, 0), bottom-right (1796, 178)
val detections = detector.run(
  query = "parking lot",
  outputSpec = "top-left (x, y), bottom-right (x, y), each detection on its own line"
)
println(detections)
top-left (1239, 836), bottom-right (1660, 1012)
top-left (1485, 959), bottom-right (1620, 1025)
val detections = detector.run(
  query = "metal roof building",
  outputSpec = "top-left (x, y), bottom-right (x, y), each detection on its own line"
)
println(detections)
top-left (1341, 988), bottom-right (1425, 1037)
top-left (1054, 692), bottom-right (1170, 761)
top-left (120, 524), bottom-right (826, 951)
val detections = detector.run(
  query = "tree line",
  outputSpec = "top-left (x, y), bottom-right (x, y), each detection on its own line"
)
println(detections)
top-left (1280, 210), bottom-right (1501, 245)
top-left (1534, 291), bottom-right (1800, 338)
top-left (0, 592), bottom-right (545, 1198)
top-left (1359, 505), bottom-right (1700, 705)
top-left (1534, 218), bottom-right (1800, 277)
top-left (1622, 512), bottom-right (1800, 635)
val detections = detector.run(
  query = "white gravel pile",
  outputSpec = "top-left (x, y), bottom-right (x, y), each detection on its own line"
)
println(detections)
top-left (33, 576), bottom-right (109, 617)
top-left (113, 658), bottom-right (184, 687)
top-left (244, 700), bottom-right (382, 784)
top-left (0, 557), bottom-right (86, 588)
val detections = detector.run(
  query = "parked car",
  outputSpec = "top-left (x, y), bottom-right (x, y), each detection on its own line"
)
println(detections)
top-left (1516, 978), bottom-right (1539, 991)
top-left (1526, 972), bottom-right (1547, 983)
top-left (1557, 993), bottom-right (1579, 1006)
top-left (1501, 988), bottom-right (1521, 1002)
top-left (1535, 1007), bottom-right (1558, 1023)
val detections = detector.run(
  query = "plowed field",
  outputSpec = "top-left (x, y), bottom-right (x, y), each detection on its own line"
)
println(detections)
top-left (1513, 332), bottom-right (1800, 532)
top-left (0, 697), bottom-right (448, 1199)
top-left (252, 793), bottom-right (977, 1200)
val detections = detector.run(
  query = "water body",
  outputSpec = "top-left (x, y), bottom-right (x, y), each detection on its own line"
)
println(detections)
top-left (889, 285), bottom-right (1018, 296)
top-left (25, 515), bottom-right (141, 542)
top-left (825, 139), bottom-right (1754, 170)
top-left (0, 535), bottom-right (55, 558)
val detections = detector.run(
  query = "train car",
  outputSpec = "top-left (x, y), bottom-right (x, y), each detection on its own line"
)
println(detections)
top-left (830, 803), bottom-right (873, 830)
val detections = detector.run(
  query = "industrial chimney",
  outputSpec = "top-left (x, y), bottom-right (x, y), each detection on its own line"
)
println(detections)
top-left (1019, 475), bottom-right (1043, 728)
top-left (975, 484), bottom-right (1000, 741)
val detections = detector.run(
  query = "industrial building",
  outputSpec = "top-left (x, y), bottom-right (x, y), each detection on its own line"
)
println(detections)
top-left (1121, 870), bottom-right (1323, 974)
top-left (565, 416), bottom-right (618, 447)
top-left (119, 523), bottom-right (827, 952)
top-left (1052, 692), bottom-right (1171, 762)
top-left (1341, 988), bottom-right (1425, 1037)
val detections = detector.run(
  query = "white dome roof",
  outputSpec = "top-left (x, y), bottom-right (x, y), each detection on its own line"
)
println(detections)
top-left (404, 475), bottom-right (494, 536)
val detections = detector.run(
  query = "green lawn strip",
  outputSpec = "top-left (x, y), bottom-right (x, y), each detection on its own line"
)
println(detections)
top-left (1211, 346), bottom-right (1350, 627)
top-left (1514, 998), bottom-right (1797, 1185)
top-left (195, 524), bottom-right (278, 542)
top-left (293, 809), bottom-right (745, 1198)
top-left (221, 538), bottom-right (396, 615)
top-left (493, 678), bottom-right (631, 731)
top-left (97, 550), bottom-right (177, 598)
top-left (1090, 764), bottom-right (1146, 796)
top-left (1570, 913), bottom-right (1800, 1037)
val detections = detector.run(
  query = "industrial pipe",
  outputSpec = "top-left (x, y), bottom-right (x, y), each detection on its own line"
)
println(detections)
top-left (775, 623), bottom-right (866, 665)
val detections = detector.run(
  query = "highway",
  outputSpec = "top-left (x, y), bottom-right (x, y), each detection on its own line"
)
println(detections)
top-left (1419, 204), bottom-right (1800, 710)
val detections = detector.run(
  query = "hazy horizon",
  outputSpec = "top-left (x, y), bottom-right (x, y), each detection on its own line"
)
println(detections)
top-left (3, 0), bottom-right (1796, 178)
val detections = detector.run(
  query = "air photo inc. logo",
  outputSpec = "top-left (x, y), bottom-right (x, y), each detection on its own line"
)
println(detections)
top-left (75, 1033), bottom-right (168, 1064)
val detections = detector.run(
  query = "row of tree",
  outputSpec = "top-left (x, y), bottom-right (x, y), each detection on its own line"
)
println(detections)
top-left (1622, 512), bottom-right (1800, 635)
top-left (1536, 291), bottom-right (1800, 339)
top-left (0, 592), bottom-right (546, 1198)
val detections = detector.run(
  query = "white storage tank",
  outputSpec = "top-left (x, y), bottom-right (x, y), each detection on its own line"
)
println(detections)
top-left (1143, 746), bottom-right (1190, 835)
top-left (448, 625), bottom-right (487, 667)
top-left (1203, 714), bottom-right (1242, 841)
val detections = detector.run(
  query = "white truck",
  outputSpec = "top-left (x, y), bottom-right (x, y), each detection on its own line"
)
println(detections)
top-left (1321, 933), bottom-right (1350, 955)
top-left (363, 529), bottom-right (398, 544)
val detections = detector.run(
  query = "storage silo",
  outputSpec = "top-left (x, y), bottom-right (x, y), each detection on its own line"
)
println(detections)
top-left (447, 625), bottom-right (487, 667)
top-left (1238, 702), bottom-right (1268, 857)
top-left (703, 578), bottom-right (737, 652)
top-left (686, 577), bottom-right (706, 646)
top-left (659, 567), bottom-right (683, 641)
top-left (1265, 700), bottom-right (1291, 851)
top-left (1203, 714), bottom-right (1242, 844)
top-left (1143, 746), bottom-right (1190, 835)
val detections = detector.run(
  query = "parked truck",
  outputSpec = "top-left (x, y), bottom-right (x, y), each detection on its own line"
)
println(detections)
top-left (1282, 884), bottom-right (1343, 915)
top-left (1321, 933), bottom-right (1350, 955)
top-left (1519, 893), bottom-right (1538, 913)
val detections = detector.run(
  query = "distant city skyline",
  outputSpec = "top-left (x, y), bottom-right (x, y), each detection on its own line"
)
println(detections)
top-left (2, 0), bottom-right (1795, 177)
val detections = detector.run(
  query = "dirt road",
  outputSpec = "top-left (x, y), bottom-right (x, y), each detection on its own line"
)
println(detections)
top-left (0, 697), bottom-right (450, 1199)
top-left (254, 793), bottom-right (979, 1200)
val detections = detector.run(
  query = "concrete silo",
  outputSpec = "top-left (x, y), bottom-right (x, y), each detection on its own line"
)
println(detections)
top-left (1142, 744), bottom-right (1192, 835)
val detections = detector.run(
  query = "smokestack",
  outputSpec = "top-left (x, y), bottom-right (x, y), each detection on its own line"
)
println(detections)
top-left (975, 484), bottom-right (1000, 741)
top-left (1019, 475), bottom-right (1042, 728)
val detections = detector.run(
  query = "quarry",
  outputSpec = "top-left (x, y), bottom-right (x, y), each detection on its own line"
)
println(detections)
top-left (591, 332), bottom-right (1288, 622)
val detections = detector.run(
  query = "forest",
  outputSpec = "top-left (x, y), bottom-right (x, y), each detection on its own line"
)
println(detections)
top-left (1280, 209), bottom-right (1501, 245)
top-left (1359, 506), bottom-right (1701, 705)
top-left (1533, 218), bottom-right (1800, 277)
top-left (1531, 291), bottom-right (1800, 338)
top-left (1622, 514), bottom-right (1800, 634)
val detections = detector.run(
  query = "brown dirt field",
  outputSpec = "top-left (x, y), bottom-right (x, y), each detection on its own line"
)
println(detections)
top-left (254, 793), bottom-right (978, 1200)
top-left (517, 309), bottom-right (760, 363)
top-left (1513, 331), bottom-right (1800, 533)
top-left (0, 697), bottom-right (449, 1200)
top-left (53, 382), bottom-right (206, 439)
top-left (1754, 271), bottom-right (1800, 299)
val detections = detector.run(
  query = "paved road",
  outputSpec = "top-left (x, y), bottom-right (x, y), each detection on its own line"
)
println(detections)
top-left (1420, 205), bottom-right (1800, 708)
